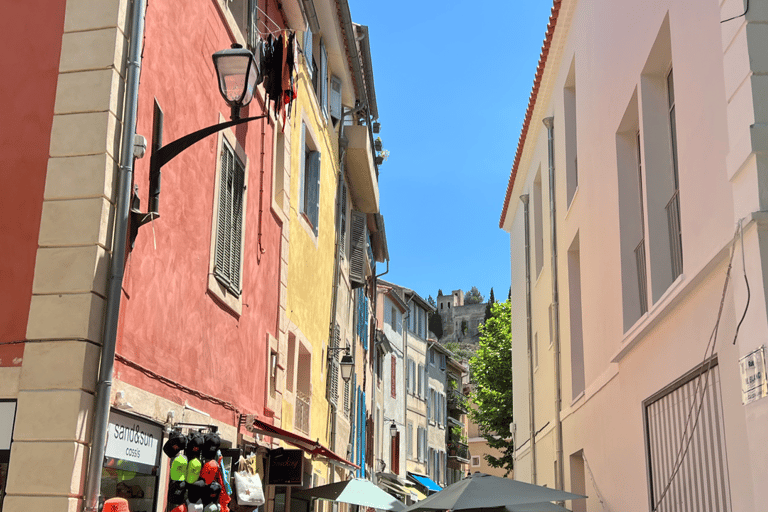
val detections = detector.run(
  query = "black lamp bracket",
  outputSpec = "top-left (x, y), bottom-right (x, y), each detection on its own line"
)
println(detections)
top-left (130, 112), bottom-right (269, 246)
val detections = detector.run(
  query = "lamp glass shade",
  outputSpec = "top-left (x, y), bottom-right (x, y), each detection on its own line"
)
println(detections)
top-left (339, 354), bottom-right (354, 382)
top-left (212, 47), bottom-right (258, 107)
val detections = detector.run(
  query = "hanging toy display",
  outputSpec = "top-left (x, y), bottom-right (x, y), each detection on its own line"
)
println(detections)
top-left (163, 428), bottom-right (229, 512)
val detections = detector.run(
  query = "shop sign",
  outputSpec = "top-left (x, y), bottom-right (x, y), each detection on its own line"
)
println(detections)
top-left (268, 449), bottom-right (304, 485)
top-left (105, 411), bottom-right (162, 467)
top-left (0, 401), bottom-right (16, 450)
top-left (739, 346), bottom-right (768, 405)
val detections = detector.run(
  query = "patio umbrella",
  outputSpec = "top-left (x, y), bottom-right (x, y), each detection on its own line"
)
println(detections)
top-left (292, 478), bottom-right (406, 511)
top-left (400, 473), bottom-right (585, 512)
top-left (480, 504), bottom-right (570, 512)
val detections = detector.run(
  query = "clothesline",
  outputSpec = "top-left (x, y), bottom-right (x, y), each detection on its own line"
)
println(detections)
top-left (255, 5), bottom-right (282, 36)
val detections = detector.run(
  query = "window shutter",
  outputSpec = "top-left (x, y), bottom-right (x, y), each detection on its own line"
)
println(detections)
top-left (215, 141), bottom-right (244, 296)
top-left (427, 388), bottom-right (432, 421)
top-left (326, 323), bottom-right (341, 407)
top-left (330, 75), bottom-right (342, 120)
top-left (405, 358), bottom-right (410, 394)
top-left (247, 0), bottom-right (258, 51)
top-left (304, 29), bottom-right (313, 78)
top-left (349, 210), bottom-right (367, 288)
top-left (299, 124), bottom-right (306, 215)
top-left (307, 150), bottom-right (321, 234)
top-left (339, 181), bottom-right (347, 255)
top-left (391, 354), bottom-right (397, 398)
top-left (320, 39), bottom-right (328, 117)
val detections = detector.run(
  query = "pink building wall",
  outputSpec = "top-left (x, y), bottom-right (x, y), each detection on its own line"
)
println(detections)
top-left (115, 0), bottom-right (284, 424)
top-left (0, 0), bottom-right (66, 366)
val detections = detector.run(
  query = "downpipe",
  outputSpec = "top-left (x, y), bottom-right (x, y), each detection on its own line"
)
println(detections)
top-left (543, 116), bottom-right (565, 493)
top-left (520, 194), bottom-right (536, 484)
top-left (83, 0), bottom-right (147, 510)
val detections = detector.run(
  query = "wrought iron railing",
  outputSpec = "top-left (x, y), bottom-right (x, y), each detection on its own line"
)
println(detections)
top-left (667, 189), bottom-right (683, 279)
top-left (447, 389), bottom-right (468, 414)
top-left (296, 390), bottom-right (310, 435)
top-left (635, 238), bottom-right (648, 315)
top-left (447, 441), bottom-right (470, 462)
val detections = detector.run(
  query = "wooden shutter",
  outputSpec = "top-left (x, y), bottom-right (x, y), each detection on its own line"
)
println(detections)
top-left (330, 75), bottom-right (342, 121)
top-left (349, 210), bottom-right (367, 288)
top-left (339, 181), bottom-right (347, 255)
top-left (307, 150), bottom-right (321, 234)
top-left (247, 0), bottom-right (258, 51)
top-left (299, 124), bottom-right (306, 214)
top-left (215, 141), bottom-right (244, 296)
top-left (319, 39), bottom-right (328, 117)
top-left (391, 354), bottom-right (397, 398)
top-left (304, 28), bottom-right (313, 78)
top-left (326, 323), bottom-right (340, 406)
top-left (392, 431), bottom-right (400, 474)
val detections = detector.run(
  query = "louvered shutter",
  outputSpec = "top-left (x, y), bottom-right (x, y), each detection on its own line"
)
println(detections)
top-left (247, 0), bottom-right (259, 51)
top-left (307, 150), bottom-right (321, 234)
top-left (349, 210), bottom-right (367, 288)
top-left (299, 124), bottom-right (306, 215)
top-left (330, 75), bottom-right (342, 121)
top-left (405, 358), bottom-right (410, 394)
top-left (319, 39), bottom-right (328, 117)
top-left (391, 355), bottom-right (396, 398)
top-left (304, 28), bottom-right (313, 78)
top-left (327, 323), bottom-right (340, 406)
top-left (215, 141), bottom-right (244, 296)
top-left (339, 181), bottom-right (347, 256)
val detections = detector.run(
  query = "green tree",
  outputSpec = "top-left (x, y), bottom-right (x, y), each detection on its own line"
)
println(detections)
top-left (468, 300), bottom-right (514, 475)
top-left (465, 286), bottom-right (484, 304)
top-left (428, 295), bottom-right (437, 308)
top-left (484, 287), bottom-right (496, 322)
top-left (428, 311), bottom-right (443, 339)
top-left (445, 341), bottom-right (475, 362)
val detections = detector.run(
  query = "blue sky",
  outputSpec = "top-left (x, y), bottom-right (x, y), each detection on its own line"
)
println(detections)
top-left (348, 0), bottom-right (554, 303)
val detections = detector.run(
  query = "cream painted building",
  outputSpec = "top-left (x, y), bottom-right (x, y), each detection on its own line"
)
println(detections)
top-left (500, 1), bottom-right (768, 511)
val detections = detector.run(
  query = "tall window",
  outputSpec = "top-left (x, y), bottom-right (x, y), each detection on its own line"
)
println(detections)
top-left (564, 58), bottom-right (578, 205)
top-left (568, 234), bottom-right (585, 399)
top-left (214, 139), bottom-right (246, 296)
top-left (300, 123), bottom-right (321, 235)
top-left (666, 68), bottom-right (683, 280)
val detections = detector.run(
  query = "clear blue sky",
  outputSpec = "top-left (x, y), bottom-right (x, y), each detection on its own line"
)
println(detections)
top-left (348, 0), bottom-right (554, 303)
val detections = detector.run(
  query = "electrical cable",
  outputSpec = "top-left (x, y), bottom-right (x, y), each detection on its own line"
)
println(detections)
top-left (721, 0), bottom-right (749, 23)
top-left (582, 451), bottom-right (609, 512)
top-left (651, 224), bottom-right (741, 511)
top-left (733, 218), bottom-right (750, 343)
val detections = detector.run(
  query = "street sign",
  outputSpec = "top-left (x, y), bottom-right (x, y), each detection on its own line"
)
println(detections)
top-left (739, 346), bottom-right (767, 405)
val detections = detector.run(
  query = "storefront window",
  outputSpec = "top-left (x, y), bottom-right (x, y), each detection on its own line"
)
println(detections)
top-left (101, 410), bottom-right (162, 512)
top-left (0, 401), bottom-right (17, 511)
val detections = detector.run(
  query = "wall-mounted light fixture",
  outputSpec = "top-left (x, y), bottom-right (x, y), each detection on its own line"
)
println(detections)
top-left (328, 348), bottom-right (354, 383)
top-left (131, 44), bottom-right (267, 243)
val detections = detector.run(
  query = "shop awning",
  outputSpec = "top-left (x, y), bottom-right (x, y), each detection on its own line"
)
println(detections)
top-left (404, 484), bottom-right (427, 501)
top-left (248, 417), bottom-right (360, 471)
top-left (407, 472), bottom-right (442, 493)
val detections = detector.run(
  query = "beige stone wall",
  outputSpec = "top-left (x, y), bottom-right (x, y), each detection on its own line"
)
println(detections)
top-left (3, 1), bottom-right (130, 511)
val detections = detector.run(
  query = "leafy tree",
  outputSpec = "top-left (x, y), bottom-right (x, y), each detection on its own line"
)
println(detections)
top-left (468, 300), bottom-right (514, 475)
top-left (428, 311), bottom-right (443, 339)
top-left (465, 286), bottom-right (484, 304)
top-left (428, 295), bottom-right (437, 308)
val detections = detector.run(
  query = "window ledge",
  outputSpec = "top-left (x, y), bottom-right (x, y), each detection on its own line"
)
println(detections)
top-left (611, 223), bottom-right (743, 363)
top-left (208, 274), bottom-right (243, 316)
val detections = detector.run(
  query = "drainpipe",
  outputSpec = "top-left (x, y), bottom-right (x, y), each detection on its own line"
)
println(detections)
top-left (83, 0), bottom-right (146, 510)
top-left (520, 194), bottom-right (536, 485)
top-left (543, 116), bottom-right (564, 492)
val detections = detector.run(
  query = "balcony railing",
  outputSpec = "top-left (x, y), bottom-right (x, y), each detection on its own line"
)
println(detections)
top-left (447, 441), bottom-right (470, 463)
top-left (667, 189), bottom-right (683, 279)
top-left (635, 238), bottom-right (648, 315)
top-left (296, 390), bottom-right (310, 435)
top-left (447, 389), bottom-right (468, 414)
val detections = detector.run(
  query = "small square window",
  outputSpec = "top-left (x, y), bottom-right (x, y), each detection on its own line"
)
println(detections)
top-left (471, 456), bottom-right (480, 467)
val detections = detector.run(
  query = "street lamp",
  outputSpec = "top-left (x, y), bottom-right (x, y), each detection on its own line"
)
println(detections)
top-left (340, 353), bottom-right (354, 383)
top-left (212, 44), bottom-right (259, 120)
top-left (389, 420), bottom-right (397, 436)
top-left (131, 44), bottom-right (267, 241)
